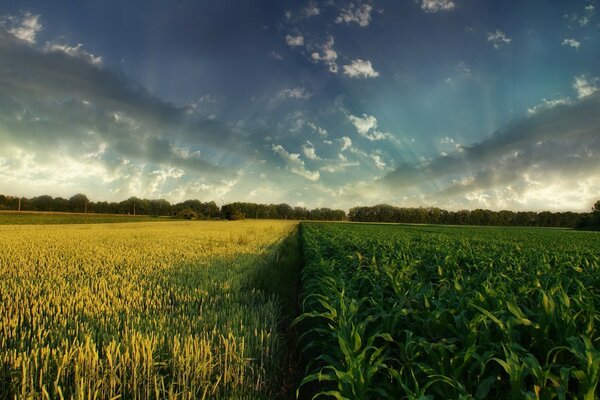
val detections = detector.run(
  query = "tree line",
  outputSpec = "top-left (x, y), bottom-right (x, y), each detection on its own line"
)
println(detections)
top-left (0, 194), bottom-right (346, 221)
top-left (349, 204), bottom-right (598, 228)
top-left (0, 194), bottom-right (598, 228)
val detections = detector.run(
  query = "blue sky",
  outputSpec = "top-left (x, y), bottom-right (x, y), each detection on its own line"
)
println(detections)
top-left (0, 0), bottom-right (599, 211)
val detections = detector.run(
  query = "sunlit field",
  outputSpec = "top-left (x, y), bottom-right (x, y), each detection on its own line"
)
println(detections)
top-left (0, 220), bottom-right (298, 399)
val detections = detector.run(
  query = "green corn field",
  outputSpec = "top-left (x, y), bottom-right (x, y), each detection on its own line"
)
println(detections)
top-left (295, 223), bottom-right (600, 400)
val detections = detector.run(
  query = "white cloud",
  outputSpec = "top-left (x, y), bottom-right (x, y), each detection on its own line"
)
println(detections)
top-left (487, 30), bottom-right (511, 49)
top-left (348, 113), bottom-right (389, 140)
top-left (311, 36), bottom-right (338, 73)
top-left (562, 38), bottom-right (581, 49)
top-left (285, 34), bottom-right (304, 47)
top-left (307, 121), bottom-right (328, 137)
top-left (340, 136), bottom-right (353, 151)
top-left (573, 75), bottom-right (599, 99)
top-left (269, 51), bottom-right (284, 60)
top-left (277, 87), bottom-right (312, 99)
top-left (349, 114), bottom-right (376, 134)
top-left (44, 42), bottom-right (103, 65)
top-left (371, 153), bottom-right (386, 170)
top-left (3, 11), bottom-right (42, 44)
top-left (421, 0), bottom-right (456, 13)
top-left (335, 3), bottom-right (373, 27)
top-left (342, 59), bottom-right (380, 78)
top-left (579, 4), bottom-right (594, 26)
top-left (527, 97), bottom-right (572, 115)
top-left (305, 1), bottom-right (321, 17)
top-left (149, 167), bottom-right (185, 194)
top-left (272, 144), bottom-right (320, 181)
top-left (301, 141), bottom-right (320, 160)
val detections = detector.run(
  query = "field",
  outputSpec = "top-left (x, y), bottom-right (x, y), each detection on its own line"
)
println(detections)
top-left (295, 223), bottom-right (600, 399)
top-left (0, 211), bottom-right (165, 225)
top-left (0, 220), bottom-right (299, 399)
top-left (1, 217), bottom-right (599, 399)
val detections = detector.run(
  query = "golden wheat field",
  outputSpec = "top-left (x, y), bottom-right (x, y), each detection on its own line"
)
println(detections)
top-left (0, 220), bottom-right (298, 399)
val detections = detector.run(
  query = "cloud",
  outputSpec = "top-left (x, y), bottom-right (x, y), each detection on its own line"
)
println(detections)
top-left (340, 136), bottom-right (353, 152)
top-left (487, 30), bottom-right (511, 49)
top-left (371, 153), bottom-right (386, 170)
top-left (383, 92), bottom-right (600, 210)
top-left (347, 113), bottom-right (389, 140)
top-left (285, 34), bottom-right (304, 47)
top-left (562, 38), bottom-right (581, 49)
top-left (527, 97), bottom-right (572, 115)
top-left (421, 0), bottom-right (456, 13)
top-left (573, 75), bottom-right (599, 98)
top-left (307, 121), bottom-right (328, 137)
top-left (342, 59), bottom-right (380, 78)
top-left (1, 11), bottom-right (42, 44)
top-left (305, 1), bottom-right (321, 17)
top-left (335, 3), bottom-right (373, 27)
top-left (277, 87), bottom-right (312, 99)
top-left (272, 144), bottom-right (320, 181)
top-left (301, 141), bottom-right (321, 160)
top-left (0, 30), bottom-right (249, 200)
top-left (311, 36), bottom-right (338, 73)
top-left (44, 42), bottom-right (102, 65)
top-left (269, 51), bottom-right (284, 60)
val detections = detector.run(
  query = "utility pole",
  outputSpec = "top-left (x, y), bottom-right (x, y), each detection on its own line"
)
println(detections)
top-left (18, 197), bottom-right (21, 211)
top-left (133, 203), bottom-right (136, 216)
top-left (85, 200), bottom-right (88, 214)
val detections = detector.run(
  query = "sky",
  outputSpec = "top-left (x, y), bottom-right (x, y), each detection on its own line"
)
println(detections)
top-left (0, 0), bottom-right (599, 211)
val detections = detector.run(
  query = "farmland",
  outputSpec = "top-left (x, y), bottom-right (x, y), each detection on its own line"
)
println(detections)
top-left (296, 223), bottom-right (600, 399)
top-left (0, 211), bottom-right (166, 225)
top-left (0, 220), bottom-right (299, 399)
top-left (1, 217), bottom-right (599, 399)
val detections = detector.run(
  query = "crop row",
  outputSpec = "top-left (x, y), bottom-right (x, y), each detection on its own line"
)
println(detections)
top-left (295, 223), bottom-right (600, 399)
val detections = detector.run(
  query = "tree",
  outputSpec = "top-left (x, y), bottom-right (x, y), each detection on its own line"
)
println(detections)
top-left (69, 194), bottom-right (89, 213)
top-left (593, 200), bottom-right (600, 215)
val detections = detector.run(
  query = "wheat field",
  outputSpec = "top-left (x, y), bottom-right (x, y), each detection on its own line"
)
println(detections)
top-left (0, 220), bottom-right (298, 399)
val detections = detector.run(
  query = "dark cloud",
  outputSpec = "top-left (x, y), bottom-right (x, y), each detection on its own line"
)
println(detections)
top-left (383, 92), bottom-right (600, 196)
top-left (0, 32), bottom-right (247, 176)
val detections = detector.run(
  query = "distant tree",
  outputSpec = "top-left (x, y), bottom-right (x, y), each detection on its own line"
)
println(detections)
top-left (69, 194), bottom-right (89, 213)
top-left (202, 201), bottom-right (219, 219)
top-left (30, 195), bottom-right (55, 211)
top-left (221, 203), bottom-right (246, 220)
top-left (593, 200), bottom-right (600, 215)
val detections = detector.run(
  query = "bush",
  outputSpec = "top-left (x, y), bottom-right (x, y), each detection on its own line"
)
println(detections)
top-left (176, 208), bottom-right (198, 220)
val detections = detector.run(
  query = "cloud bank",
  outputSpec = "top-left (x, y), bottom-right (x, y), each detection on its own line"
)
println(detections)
top-left (383, 90), bottom-right (600, 210)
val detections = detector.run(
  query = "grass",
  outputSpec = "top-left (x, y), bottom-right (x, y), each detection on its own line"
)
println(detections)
top-left (0, 211), bottom-right (166, 225)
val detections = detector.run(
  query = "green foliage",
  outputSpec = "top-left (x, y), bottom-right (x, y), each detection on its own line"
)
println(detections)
top-left (295, 223), bottom-right (600, 399)
top-left (175, 207), bottom-right (198, 219)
